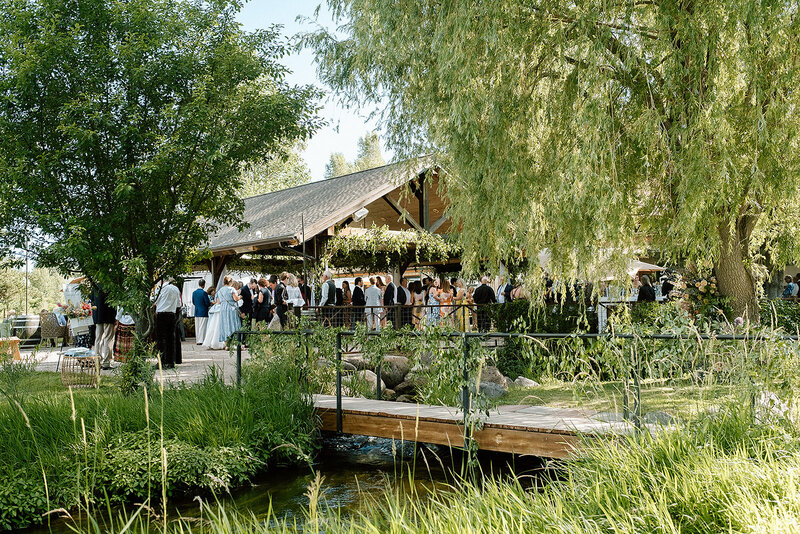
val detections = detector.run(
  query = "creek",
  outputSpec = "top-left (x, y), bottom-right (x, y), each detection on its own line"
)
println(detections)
top-left (24, 435), bottom-right (549, 533)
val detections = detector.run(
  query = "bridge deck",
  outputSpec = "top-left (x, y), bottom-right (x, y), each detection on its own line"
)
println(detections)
top-left (314, 394), bottom-right (634, 458)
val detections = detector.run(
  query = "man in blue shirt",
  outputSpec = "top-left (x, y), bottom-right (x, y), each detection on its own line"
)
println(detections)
top-left (192, 280), bottom-right (212, 344)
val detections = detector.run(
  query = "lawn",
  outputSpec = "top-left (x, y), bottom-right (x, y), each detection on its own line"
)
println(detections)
top-left (498, 378), bottom-right (739, 420)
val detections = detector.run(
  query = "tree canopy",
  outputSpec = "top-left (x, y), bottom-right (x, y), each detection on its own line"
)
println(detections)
top-left (238, 141), bottom-right (313, 198)
top-left (324, 131), bottom-right (386, 178)
top-left (308, 1), bottom-right (800, 320)
top-left (0, 0), bottom-right (321, 332)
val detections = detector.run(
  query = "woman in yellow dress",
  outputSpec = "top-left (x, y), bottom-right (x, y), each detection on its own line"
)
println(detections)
top-left (453, 278), bottom-right (469, 332)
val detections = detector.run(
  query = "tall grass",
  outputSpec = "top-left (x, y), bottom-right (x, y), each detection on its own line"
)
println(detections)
top-left (69, 405), bottom-right (800, 533)
top-left (0, 351), bottom-right (317, 531)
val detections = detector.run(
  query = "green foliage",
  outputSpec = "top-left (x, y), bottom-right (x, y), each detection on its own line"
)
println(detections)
top-left (324, 131), bottom-right (386, 179)
top-left (0, 0), bottom-right (321, 332)
top-left (0, 267), bottom-right (65, 316)
top-left (760, 300), bottom-right (800, 335)
top-left (238, 141), bottom-right (312, 198)
top-left (323, 224), bottom-right (460, 272)
top-left (0, 365), bottom-right (316, 530)
top-left (307, 1), bottom-right (800, 320)
top-left (117, 337), bottom-right (155, 396)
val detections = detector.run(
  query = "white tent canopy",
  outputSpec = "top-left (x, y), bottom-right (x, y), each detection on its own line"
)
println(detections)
top-left (536, 249), bottom-right (664, 281)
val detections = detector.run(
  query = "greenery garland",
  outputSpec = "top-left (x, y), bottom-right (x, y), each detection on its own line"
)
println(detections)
top-left (322, 225), bottom-right (461, 272)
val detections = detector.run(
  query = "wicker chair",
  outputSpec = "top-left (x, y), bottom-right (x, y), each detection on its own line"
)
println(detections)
top-left (40, 312), bottom-right (68, 348)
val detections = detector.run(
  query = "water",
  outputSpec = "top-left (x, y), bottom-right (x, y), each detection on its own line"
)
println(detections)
top-left (25, 435), bottom-right (549, 532)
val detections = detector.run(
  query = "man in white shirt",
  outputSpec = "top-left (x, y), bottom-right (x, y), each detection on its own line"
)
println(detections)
top-left (364, 278), bottom-right (382, 331)
top-left (154, 280), bottom-right (181, 369)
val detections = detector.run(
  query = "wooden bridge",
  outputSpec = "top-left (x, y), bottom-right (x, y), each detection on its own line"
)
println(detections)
top-left (314, 394), bottom-right (634, 458)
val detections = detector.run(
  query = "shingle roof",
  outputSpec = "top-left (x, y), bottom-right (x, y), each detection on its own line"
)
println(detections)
top-left (208, 158), bottom-right (428, 253)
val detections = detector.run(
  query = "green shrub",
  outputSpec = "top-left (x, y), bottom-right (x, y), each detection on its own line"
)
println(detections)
top-left (760, 299), bottom-right (800, 334)
top-left (0, 468), bottom-right (50, 531)
top-left (117, 336), bottom-right (155, 395)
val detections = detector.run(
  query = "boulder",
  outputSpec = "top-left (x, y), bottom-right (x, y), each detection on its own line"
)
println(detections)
top-left (344, 355), bottom-right (371, 371)
top-left (343, 370), bottom-right (385, 396)
top-left (382, 388), bottom-right (397, 401)
top-left (513, 376), bottom-right (540, 388)
top-left (479, 381), bottom-right (506, 399)
top-left (396, 394), bottom-right (415, 403)
top-left (394, 380), bottom-right (418, 396)
top-left (480, 366), bottom-right (507, 388)
top-left (316, 358), bottom-right (356, 371)
top-left (377, 355), bottom-right (411, 389)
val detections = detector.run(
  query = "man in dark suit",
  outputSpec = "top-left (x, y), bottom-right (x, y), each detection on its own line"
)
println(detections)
top-left (275, 274), bottom-right (289, 328)
top-left (298, 275), bottom-right (312, 309)
top-left (351, 277), bottom-right (366, 325)
top-left (396, 277), bottom-right (410, 327)
top-left (383, 274), bottom-right (396, 327)
top-left (472, 276), bottom-right (497, 331)
top-left (192, 280), bottom-right (211, 345)
top-left (239, 278), bottom-right (255, 329)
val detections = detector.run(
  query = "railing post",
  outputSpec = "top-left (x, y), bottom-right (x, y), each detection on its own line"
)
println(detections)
top-left (462, 332), bottom-right (470, 449)
top-left (336, 331), bottom-right (343, 433)
top-left (376, 361), bottom-right (382, 400)
top-left (236, 331), bottom-right (243, 388)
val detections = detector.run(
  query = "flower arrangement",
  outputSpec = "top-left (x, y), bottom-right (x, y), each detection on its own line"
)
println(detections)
top-left (57, 302), bottom-right (95, 319)
top-left (682, 275), bottom-right (730, 321)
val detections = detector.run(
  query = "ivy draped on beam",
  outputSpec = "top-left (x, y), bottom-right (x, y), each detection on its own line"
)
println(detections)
top-left (322, 225), bottom-right (461, 273)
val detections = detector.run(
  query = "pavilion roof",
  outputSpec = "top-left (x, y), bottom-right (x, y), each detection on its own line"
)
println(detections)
top-left (207, 158), bottom-right (430, 255)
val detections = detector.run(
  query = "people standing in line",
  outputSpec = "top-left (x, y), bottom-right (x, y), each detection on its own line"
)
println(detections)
top-left (472, 276), bottom-right (496, 331)
top-left (239, 279), bottom-right (255, 330)
top-left (216, 275), bottom-right (242, 348)
top-left (637, 275), bottom-right (656, 302)
top-left (453, 279), bottom-right (469, 332)
top-left (285, 273), bottom-right (304, 327)
top-left (92, 286), bottom-right (117, 370)
top-left (254, 278), bottom-right (273, 325)
top-left (192, 280), bottom-right (211, 345)
top-left (341, 280), bottom-right (353, 328)
top-left (319, 270), bottom-right (337, 327)
top-left (426, 279), bottom-right (441, 328)
top-left (297, 275), bottom-right (312, 309)
top-left (351, 277), bottom-right (366, 326)
top-left (398, 277), bottom-right (412, 327)
top-left (154, 280), bottom-right (182, 368)
top-left (364, 276), bottom-right (382, 331)
top-left (410, 281), bottom-right (425, 329)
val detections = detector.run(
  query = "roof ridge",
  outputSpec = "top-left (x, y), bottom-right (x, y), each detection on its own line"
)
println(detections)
top-left (241, 155), bottom-right (426, 202)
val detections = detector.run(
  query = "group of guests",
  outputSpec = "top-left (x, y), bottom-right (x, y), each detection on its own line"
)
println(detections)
top-left (191, 273), bottom-right (312, 350)
top-left (782, 274), bottom-right (800, 299)
top-left (316, 273), bottom-right (501, 332)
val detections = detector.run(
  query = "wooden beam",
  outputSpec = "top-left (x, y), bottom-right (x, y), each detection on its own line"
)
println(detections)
top-left (420, 175), bottom-right (430, 230)
top-left (382, 195), bottom-right (424, 231)
top-left (429, 214), bottom-right (449, 233)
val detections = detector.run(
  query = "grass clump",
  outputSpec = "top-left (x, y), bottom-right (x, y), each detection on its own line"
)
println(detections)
top-left (0, 353), bottom-right (316, 531)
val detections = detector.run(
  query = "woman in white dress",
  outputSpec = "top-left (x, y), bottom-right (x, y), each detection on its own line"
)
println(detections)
top-left (202, 287), bottom-right (225, 350)
top-left (283, 273), bottom-right (304, 327)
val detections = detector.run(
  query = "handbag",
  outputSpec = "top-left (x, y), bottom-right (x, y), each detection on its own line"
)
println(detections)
top-left (267, 313), bottom-right (282, 331)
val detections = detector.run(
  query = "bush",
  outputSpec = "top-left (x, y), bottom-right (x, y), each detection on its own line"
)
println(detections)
top-left (760, 299), bottom-right (800, 333)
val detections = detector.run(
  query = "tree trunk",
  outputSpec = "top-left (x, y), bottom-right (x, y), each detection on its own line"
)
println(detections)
top-left (715, 219), bottom-right (760, 323)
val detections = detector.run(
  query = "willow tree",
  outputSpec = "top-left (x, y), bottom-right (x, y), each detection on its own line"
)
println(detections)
top-left (308, 1), bottom-right (800, 321)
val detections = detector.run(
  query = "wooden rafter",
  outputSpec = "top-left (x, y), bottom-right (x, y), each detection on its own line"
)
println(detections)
top-left (382, 195), bottom-right (424, 231)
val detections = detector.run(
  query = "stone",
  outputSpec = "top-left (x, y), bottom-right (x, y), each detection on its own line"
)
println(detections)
top-left (394, 380), bottom-right (417, 396)
top-left (344, 355), bottom-right (371, 371)
top-left (382, 388), bottom-right (397, 401)
top-left (396, 394), bottom-right (415, 403)
top-left (643, 411), bottom-right (678, 425)
top-left (513, 376), bottom-right (540, 388)
top-left (480, 366), bottom-right (507, 387)
top-left (342, 369), bottom-right (385, 397)
top-left (377, 355), bottom-right (410, 389)
top-left (479, 381), bottom-right (506, 399)
top-left (316, 358), bottom-right (356, 371)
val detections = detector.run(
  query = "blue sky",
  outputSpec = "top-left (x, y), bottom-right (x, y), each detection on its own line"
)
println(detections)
top-left (236, 1), bottom-right (390, 181)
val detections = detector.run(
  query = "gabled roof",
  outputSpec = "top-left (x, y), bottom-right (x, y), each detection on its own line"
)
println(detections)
top-left (208, 158), bottom-right (430, 254)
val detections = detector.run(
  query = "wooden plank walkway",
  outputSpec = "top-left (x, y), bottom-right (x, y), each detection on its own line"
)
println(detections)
top-left (314, 394), bottom-right (634, 458)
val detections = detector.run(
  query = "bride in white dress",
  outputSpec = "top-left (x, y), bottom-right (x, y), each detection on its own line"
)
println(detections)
top-left (202, 290), bottom-right (225, 350)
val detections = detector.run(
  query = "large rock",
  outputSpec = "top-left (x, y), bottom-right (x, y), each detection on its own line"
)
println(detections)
top-left (343, 370), bottom-right (385, 397)
top-left (394, 380), bottom-right (418, 396)
top-left (343, 355), bottom-right (371, 371)
top-left (377, 355), bottom-right (410, 389)
top-left (480, 366), bottom-right (508, 388)
top-left (317, 358), bottom-right (356, 371)
top-left (479, 381), bottom-right (506, 399)
top-left (513, 376), bottom-right (540, 388)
